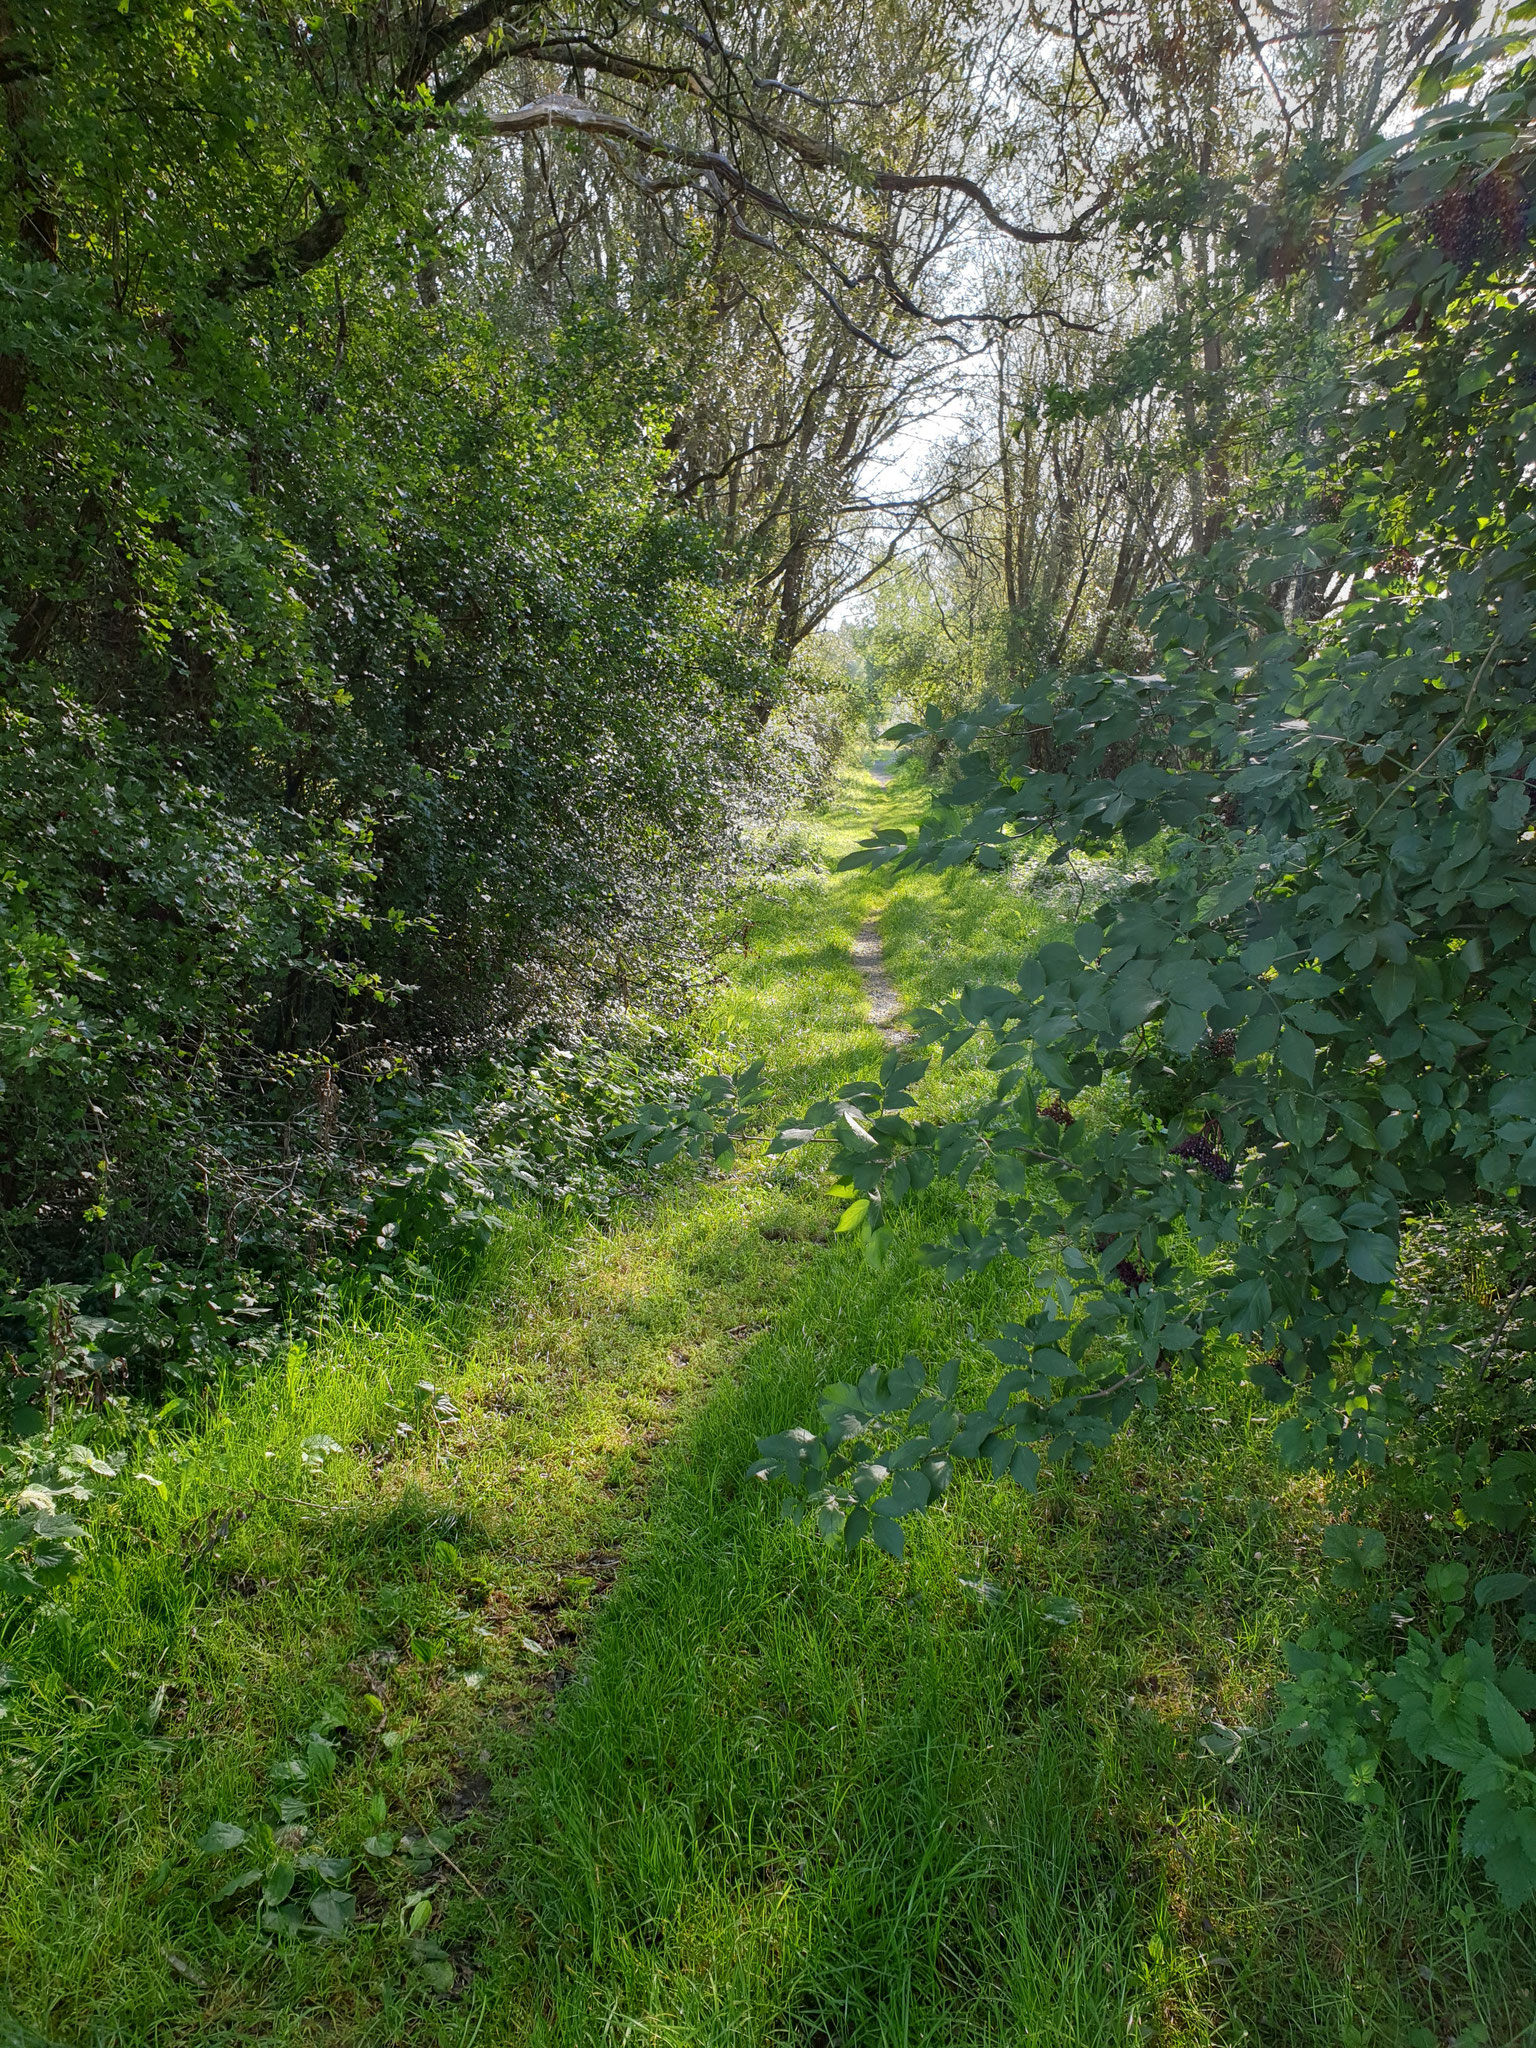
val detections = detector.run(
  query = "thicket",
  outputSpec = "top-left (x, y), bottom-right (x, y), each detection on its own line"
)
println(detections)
top-left (646, 41), bottom-right (1536, 1909)
top-left (0, 2), bottom-right (863, 1417)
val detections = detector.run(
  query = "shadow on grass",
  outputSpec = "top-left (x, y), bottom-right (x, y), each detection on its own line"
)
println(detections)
top-left (476, 1187), bottom-right (1536, 2048)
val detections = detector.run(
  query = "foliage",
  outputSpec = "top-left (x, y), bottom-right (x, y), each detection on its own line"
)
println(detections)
top-left (637, 45), bottom-right (1536, 1906)
top-left (1275, 1556), bottom-right (1536, 1813)
top-left (1, 1021), bottom-right (701, 1435)
top-left (353, 1026), bottom-right (702, 1270)
top-left (618, 1060), bottom-right (770, 1176)
top-left (193, 1719), bottom-right (458, 1984)
top-left (859, 0), bottom-right (1480, 737)
top-left (0, 1), bottom-right (780, 1339)
top-left (0, 1437), bottom-right (116, 1605)
top-left (2, 774), bottom-right (1533, 2041)
top-left (764, 632), bottom-right (889, 806)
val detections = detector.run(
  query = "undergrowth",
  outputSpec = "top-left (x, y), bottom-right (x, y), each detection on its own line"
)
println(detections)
top-left (1, 764), bottom-right (1531, 2046)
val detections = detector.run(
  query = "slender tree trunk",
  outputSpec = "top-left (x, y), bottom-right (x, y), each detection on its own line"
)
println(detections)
top-left (1197, 227), bottom-right (1228, 550)
top-left (1089, 519), bottom-right (1140, 666)
top-left (1171, 262), bottom-right (1206, 554)
top-left (772, 526), bottom-right (811, 662)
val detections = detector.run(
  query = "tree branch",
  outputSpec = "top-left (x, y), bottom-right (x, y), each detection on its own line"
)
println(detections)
top-left (870, 173), bottom-right (1110, 247)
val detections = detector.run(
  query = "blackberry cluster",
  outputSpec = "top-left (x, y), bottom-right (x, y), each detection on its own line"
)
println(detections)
top-left (1171, 1130), bottom-right (1235, 1183)
top-left (1427, 168), bottom-right (1530, 274)
top-left (1038, 1096), bottom-right (1075, 1127)
top-left (1096, 1230), bottom-right (1149, 1290)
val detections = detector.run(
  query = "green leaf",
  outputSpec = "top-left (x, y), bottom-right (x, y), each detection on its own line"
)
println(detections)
top-left (835, 1198), bottom-right (870, 1234)
top-left (879, 1469), bottom-right (931, 1518)
top-left (1490, 1077), bottom-right (1536, 1119)
top-left (1224, 1278), bottom-right (1272, 1331)
top-left (1480, 1681), bottom-right (1534, 1759)
top-left (1341, 134), bottom-right (1404, 180)
top-left (1426, 1561), bottom-right (1469, 1604)
top-left (309, 1888), bottom-right (356, 1935)
top-left (1346, 1233), bottom-right (1397, 1284)
top-left (870, 1516), bottom-right (904, 1562)
top-left (863, 1225), bottom-right (896, 1269)
top-left (1297, 1197), bottom-right (1346, 1243)
top-left (1277, 1025), bottom-right (1316, 1084)
top-left (1491, 780), bottom-right (1530, 832)
top-left (197, 1821), bottom-right (247, 1855)
top-left (1199, 1721), bottom-right (1246, 1762)
top-left (959, 1574), bottom-right (1005, 1605)
top-left (1234, 1011), bottom-right (1278, 1059)
top-left (1323, 1525), bottom-right (1387, 1582)
top-left (1041, 1596), bottom-right (1082, 1628)
top-left (1474, 1572), bottom-right (1533, 1608)
top-left (1373, 962), bottom-right (1416, 1025)
top-left (1009, 1443), bottom-right (1040, 1491)
top-left (1163, 1004), bottom-right (1208, 1055)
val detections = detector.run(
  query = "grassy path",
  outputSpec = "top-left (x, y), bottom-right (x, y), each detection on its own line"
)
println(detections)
top-left (2, 767), bottom-right (1530, 2047)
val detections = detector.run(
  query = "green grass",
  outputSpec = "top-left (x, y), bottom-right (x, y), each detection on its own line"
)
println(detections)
top-left (2, 762), bottom-right (1532, 2047)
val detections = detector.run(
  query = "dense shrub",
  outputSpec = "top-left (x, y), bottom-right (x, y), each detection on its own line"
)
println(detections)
top-left (0, 5), bottom-right (774, 1312)
top-left (0, 1019), bottom-right (696, 1439)
top-left (655, 51), bottom-right (1536, 1905)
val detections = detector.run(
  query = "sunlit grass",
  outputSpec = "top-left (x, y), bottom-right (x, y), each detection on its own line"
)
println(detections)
top-left (1, 762), bottom-right (1531, 2047)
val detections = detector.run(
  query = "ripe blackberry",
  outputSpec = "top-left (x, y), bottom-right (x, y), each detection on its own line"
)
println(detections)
top-left (1039, 1097), bottom-right (1075, 1127)
top-left (1205, 1030), bottom-right (1236, 1060)
top-left (1170, 1131), bottom-right (1235, 1182)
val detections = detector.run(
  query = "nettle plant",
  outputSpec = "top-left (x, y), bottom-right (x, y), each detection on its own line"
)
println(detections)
top-left (0, 1437), bottom-right (119, 1602)
top-left (642, 71), bottom-right (1536, 1903)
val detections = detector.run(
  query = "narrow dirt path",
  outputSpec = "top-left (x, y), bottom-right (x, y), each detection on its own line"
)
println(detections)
top-left (852, 920), bottom-right (909, 1044)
